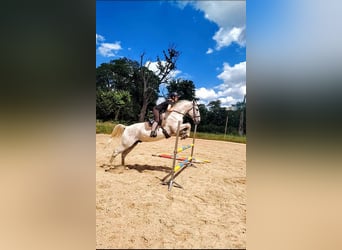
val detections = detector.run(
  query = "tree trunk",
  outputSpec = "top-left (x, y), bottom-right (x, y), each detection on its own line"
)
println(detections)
top-left (137, 47), bottom-right (179, 122)
top-left (224, 112), bottom-right (229, 139)
top-left (114, 107), bottom-right (121, 121)
top-left (138, 98), bottom-right (148, 122)
top-left (238, 109), bottom-right (244, 136)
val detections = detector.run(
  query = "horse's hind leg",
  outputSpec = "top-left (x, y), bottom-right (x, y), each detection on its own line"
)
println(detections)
top-left (109, 145), bottom-right (126, 165)
top-left (121, 141), bottom-right (140, 165)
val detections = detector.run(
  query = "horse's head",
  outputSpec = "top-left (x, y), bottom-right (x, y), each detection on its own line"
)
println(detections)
top-left (187, 100), bottom-right (201, 125)
top-left (172, 100), bottom-right (201, 125)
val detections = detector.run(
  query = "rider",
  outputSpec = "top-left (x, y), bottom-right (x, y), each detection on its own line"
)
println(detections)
top-left (150, 92), bottom-right (180, 137)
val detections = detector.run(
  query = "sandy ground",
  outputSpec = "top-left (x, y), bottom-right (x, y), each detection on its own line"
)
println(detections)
top-left (96, 133), bottom-right (246, 249)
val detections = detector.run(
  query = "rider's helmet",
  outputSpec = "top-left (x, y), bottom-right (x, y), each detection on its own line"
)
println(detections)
top-left (169, 92), bottom-right (179, 99)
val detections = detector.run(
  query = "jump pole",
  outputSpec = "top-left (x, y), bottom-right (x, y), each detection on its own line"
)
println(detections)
top-left (170, 123), bottom-right (198, 182)
top-left (161, 120), bottom-right (198, 191)
top-left (161, 120), bottom-right (181, 190)
top-left (190, 122), bottom-right (197, 160)
top-left (152, 154), bottom-right (210, 163)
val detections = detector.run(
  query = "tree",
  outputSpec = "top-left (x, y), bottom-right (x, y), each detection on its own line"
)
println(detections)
top-left (137, 53), bottom-right (161, 122)
top-left (96, 90), bottom-right (131, 121)
top-left (110, 58), bottom-right (139, 92)
top-left (137, 46), bottom-right (180, 122)
top-left (237, 95), bottom-right (246, 136)
top-left (96, 63), bottom-right (116, 91)
top-left (96, 58), bottom-right (138, 121)
top-left (96, 46), bottom-right (180, 122)
top-left (166, 79), bottom-right (197, 101)
top-left (207, 100), bottom-right (227, 125)
top-left (198, 103), bottom-right (208, 128)
top-left (156, 45), bottom-right (181, 83)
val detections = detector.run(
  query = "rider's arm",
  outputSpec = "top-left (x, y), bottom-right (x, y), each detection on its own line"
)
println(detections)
top-left (166, 104), bottom-right (174, 112)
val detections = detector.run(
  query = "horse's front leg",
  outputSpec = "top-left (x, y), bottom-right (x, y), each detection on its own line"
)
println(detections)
top-left (179, 123), bottom-right (191, 139)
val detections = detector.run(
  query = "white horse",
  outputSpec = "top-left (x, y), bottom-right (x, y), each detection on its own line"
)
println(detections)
top-left (108, 100), bottom-right (201, 166)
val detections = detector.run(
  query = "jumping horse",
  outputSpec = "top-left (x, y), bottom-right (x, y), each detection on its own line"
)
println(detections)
top-left (108, 100), bottom-right (200, 166)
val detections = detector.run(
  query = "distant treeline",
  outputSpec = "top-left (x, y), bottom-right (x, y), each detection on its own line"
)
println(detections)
top-left (96, 47), bottom-right (245, 135)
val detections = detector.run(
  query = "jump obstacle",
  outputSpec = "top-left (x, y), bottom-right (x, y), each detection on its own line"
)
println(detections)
top-left (151, 153), bottom-right (210, 164)
top-left (153, 121), bottom-right (203, 191)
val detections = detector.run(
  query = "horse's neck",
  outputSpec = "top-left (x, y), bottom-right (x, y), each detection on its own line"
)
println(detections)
top-left (159, 101), bottom-right (190, 124)
top-left (175, 102), bottom-right (191, 115)
top-left (165, 111), bottom-right (183, 122)
top-left (165, 102), bottom-right (190, 123)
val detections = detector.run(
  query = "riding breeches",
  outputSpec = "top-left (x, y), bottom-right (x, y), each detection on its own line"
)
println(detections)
top-left (153, 108), bottom-right (162, 125)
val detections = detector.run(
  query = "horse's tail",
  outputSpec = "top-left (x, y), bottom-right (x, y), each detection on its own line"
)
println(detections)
top-left (106, 124), bottom-right (126, 146)
top-left (111, 124), bottom-right (126, 138)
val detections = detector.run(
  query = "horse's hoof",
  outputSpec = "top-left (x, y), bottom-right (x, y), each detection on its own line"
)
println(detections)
top-left (180, 135), bottom-right (188, 140)
top-left (104, 166), bottom-right (112, 171)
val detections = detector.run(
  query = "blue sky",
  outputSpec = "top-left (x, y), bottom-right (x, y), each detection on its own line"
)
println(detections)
top-left (96, 1), bottom-right (246, 107)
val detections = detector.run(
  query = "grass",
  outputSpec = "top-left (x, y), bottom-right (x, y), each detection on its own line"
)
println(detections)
top-left (96, 121), bottom-right (246, 144)
top-left (193, 132), bottom-right (246, 144)
top-left (96, 121), bottom-right (118, 134)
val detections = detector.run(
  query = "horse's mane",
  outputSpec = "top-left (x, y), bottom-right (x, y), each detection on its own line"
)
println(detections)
top-left (173, 100), bottom-right (191, 109)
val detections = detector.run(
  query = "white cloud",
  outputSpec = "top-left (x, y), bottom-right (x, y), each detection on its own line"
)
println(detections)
top-left (213, 26), bottom-right (245, 49)
top-left (194, 1), bottom-right (245, 28)
top-left (96, 34), bottom-right (122, 57)
top-left (218, 96), bottom-right (236, 107)
top-left (195, 61), bottom-right (246, 107)
top-left (145, 60), bottom-right (181, 80)
top-left (97, 42), bottom-right (122, 57)
top-left (196, 87), bottom-right (218, 99)
top-left (145, 61), bottom-right (160, 74)
top-left (172, 0), bottom-right (189, 10)
top-left (181, 1), bottom-right (246, 50)
top-left (217, 61), bottom-right (246, 87)
top-left (206, 48), bottom-right (214, 54)
top-left (96, 34), bottom-right (105, 44)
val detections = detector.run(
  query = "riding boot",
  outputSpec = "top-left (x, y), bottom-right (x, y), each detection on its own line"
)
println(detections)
top-left (150, 122), bottom-right (158, 137)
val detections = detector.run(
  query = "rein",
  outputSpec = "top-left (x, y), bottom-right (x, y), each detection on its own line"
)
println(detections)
top-left (172, 100), bottom-right (200, 121)
top-left (172, 109), bottom-right (187, 116)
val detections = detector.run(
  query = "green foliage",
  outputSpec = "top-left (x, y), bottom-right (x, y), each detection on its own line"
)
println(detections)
top-left (193, 98), bottom-right (246, 136)
top-left (166, 79), bottom-right (197, 100)
top-left (96, 58), bottom-right (139, 92)
top-left (95, 121), bottom-right (246, 144)
top-left (96, 58), bottom-right (143, 121)
top-left (193, 132), bottom-right (246, 144)
top-left (96, 90), bottom-right (132, 121)
top-left (95, 49), bottom-right (246, 136)
top-left (205, 100), bottom-right (227, 126)
top-left (96, 46), bottom-right (180, 123)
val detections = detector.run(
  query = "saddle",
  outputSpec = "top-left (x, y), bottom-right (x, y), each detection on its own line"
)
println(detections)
top-left (144, 119), bottom-right (170, 138)
top-left (144, 119), bottom-right (154, 130)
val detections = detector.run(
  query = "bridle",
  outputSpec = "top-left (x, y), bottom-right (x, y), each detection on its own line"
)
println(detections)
top-left (172, 100), bottom-right (201, 124)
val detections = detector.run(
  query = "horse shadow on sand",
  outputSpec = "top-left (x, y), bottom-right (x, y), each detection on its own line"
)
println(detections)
top-left (100, 163), bottom-right (171, 174)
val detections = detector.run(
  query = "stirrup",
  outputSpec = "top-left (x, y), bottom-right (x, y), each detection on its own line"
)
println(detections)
top-left (148, 119), bottom-right (154, 126)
